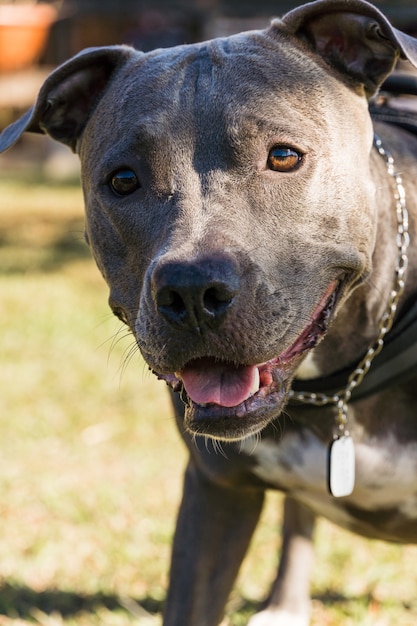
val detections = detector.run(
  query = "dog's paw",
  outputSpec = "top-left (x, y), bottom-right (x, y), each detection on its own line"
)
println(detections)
top-left (247, 609), bottom-right (310, 626)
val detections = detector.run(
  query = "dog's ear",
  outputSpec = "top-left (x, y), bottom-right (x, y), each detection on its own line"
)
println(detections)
top-left (280, 0), bottom-right (417, 97)
top-left (0, 45), bottom-right (137, 153)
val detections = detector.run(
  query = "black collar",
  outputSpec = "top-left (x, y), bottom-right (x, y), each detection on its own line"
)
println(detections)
top-left (291, 299), bottom-right (417, 403)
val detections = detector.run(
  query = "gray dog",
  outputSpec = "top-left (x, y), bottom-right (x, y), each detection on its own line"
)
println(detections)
top-left (1, 0), bottom-right (417, 624)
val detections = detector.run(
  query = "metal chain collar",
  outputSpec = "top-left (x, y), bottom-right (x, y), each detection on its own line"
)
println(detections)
top-left (288, 133), bottom-right (410, 438)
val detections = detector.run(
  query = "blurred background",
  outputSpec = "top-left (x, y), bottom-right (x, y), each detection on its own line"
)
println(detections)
top-left (1, 0), bottom-right (417, 177)
top-left (0, 2), bottom-right (417, 625)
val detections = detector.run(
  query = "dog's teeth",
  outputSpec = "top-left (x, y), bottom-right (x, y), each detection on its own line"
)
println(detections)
top-left (250, 367), bottom-right (260, 396)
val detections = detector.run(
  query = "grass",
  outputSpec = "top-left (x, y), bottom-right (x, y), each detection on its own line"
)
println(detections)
top-left (0, 175), bottom-right (416, 625)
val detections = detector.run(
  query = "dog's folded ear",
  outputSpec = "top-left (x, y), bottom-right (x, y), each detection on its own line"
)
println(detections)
top-left (280, 0), bottom-right (417, 97)
top-left (0, 45), bottom-right (137, 153)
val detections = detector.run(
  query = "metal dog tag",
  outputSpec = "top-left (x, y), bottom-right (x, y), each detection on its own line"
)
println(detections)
top-left (328, 435), bottom-right (355, 497)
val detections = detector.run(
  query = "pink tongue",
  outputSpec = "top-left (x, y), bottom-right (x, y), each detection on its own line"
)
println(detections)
top-left (179, 361), bottom-right (260, 408)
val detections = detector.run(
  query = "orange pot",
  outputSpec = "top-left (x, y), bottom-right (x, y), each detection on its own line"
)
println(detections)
top-left (0, 4), bottom-right (57, 72)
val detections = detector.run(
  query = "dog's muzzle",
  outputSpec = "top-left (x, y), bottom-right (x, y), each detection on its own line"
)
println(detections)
top-left (155, 279), bottom-right (340, 441)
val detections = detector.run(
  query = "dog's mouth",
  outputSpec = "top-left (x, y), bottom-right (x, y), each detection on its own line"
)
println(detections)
top-left (155, 281), bottom-right (339, 440)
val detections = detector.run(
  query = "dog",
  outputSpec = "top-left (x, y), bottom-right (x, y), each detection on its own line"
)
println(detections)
top-left (2, 0), bottom-right (417, 623)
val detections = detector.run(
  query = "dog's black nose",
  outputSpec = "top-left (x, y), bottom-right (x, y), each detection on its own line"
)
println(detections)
top-left (153, 256), bottom-right (240, 330)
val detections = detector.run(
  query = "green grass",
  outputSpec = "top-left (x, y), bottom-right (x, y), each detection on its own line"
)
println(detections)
top-left (0, 178), bottom-right (416, 625)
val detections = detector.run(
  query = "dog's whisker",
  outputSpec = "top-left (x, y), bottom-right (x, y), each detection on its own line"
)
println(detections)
top-left (211, 438), bottom-right (228, 458)
top-left (109, 333), bottom-right (136, 370)
top-left (118, 342), bottom-right (141, 382)
top-left (271, 414), bottom-right (285, 439)
top-left (239, 432), bottom-right (261, 455)
top-left (204, 436), bottom-right (211, 454)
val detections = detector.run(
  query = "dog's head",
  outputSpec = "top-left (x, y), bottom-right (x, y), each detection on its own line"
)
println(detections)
top-left (2, 0), bottom-right (417, 440)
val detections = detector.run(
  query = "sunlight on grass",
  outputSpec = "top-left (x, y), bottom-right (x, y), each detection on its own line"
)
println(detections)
top-left (0, 179), bottom-right (416, 625)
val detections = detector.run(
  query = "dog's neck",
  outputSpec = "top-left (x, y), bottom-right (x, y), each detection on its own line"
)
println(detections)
top-left (292, 132), bottom-right (415, 406)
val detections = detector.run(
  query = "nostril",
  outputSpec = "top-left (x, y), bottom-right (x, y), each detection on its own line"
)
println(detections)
top-left (157, 287), bottom-right (187, 318)
top-left (169, 291), bottom-right (187, 316)
top-left (203, 285), bottom-right (234, 315)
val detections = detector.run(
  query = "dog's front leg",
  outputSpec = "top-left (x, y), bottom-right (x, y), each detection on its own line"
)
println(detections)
top-left (163, 459), bottom-right (265, 626)
top-left (248, 496), bottom-right (315, 626)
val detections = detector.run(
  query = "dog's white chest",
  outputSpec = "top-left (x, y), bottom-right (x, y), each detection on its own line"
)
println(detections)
top-left (244, 431), bottom-right (417, 524)
top-left (244, 430), bottom-right (328, 492)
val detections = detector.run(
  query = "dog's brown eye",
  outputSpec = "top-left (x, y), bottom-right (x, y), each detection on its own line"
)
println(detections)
top-left (267, 146), bottom-right (302, 172)
top-left (110, 169), bottom-right (140, 196)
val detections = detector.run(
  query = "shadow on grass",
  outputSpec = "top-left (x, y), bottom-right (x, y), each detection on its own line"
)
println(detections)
top-left (235, 590), bottom-right (416, 620)
top-left (0, 585), bottom-right (415, 622)
top-left (0, 583), bottom-right (163, 619)
top-left (0, 586), bottom-right (345, 621)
